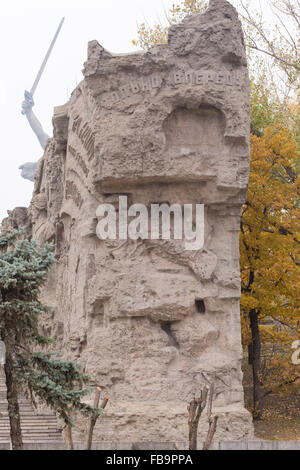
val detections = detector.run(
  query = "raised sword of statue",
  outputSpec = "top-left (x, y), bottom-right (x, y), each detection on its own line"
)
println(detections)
top-left (22, 16), bottom-right (65, 114)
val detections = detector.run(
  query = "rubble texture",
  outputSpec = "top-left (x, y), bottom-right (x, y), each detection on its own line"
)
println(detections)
top-left (2, 0), bottom-right (254, 443)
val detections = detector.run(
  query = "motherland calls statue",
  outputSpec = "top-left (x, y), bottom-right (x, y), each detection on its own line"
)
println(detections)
top-left (19, 18), bottom-right (65, 182)
top-left (20, 91), bottom-right (50, 182)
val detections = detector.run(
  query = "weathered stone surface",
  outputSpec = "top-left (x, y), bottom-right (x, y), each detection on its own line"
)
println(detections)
top-left (2, 0), bottom-right (253, 443)
top-left (1, 207), bottom-right (31, 238)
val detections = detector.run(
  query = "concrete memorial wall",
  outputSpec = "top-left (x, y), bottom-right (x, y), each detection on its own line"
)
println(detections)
top-left (2, 0), bottom-right (254, 443)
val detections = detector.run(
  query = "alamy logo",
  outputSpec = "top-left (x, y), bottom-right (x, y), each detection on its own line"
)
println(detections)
top-left (96, 196), bottom-right (205, 251)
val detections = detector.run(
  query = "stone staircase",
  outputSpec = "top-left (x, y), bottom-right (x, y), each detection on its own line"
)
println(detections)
top-left (0, 369), bottom-right (63, 444)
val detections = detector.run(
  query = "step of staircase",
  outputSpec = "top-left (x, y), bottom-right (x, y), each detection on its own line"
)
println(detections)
top-left (0, 370), bottom-right (63, 444)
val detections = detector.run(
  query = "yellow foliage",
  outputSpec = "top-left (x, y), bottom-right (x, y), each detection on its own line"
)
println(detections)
top-left (240, 128), bottom-right (300, 351)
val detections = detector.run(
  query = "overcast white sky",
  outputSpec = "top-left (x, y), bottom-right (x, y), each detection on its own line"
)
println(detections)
top-left (0, 0), bottom-right (266, 223)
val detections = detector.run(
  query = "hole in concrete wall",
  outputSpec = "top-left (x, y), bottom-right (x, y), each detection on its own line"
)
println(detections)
top-left (161, 322), bottom-right (179, 349)
top-left (195, 299), bottom-right (206, 314)
top-left (90, 299), bottom-right (104, 327)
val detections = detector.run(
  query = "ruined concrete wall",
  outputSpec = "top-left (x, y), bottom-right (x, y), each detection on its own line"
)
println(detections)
top-left (2, 0), bottom-right (253, 443)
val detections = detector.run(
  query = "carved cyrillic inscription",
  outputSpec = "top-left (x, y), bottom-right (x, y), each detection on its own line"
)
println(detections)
top-left (102, 74), bottom-right (163, 105)
top-left (172, 70), bottom-right (237, 87)
top-left (72, 116), bottom-right (95, 160)
top-left (101, 69), bottom-right (245, 106)
top-left (68, 145), bottom-right (89, 177)
top-left (65, 180), bottom-right (83, 209)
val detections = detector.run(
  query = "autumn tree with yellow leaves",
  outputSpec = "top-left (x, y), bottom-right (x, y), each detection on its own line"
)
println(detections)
top-left (241, 128), bottom-right (300, 418)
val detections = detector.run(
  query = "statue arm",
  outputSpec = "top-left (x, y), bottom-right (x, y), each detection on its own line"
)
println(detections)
top-left (25, 108), bottom-right (50, 150)
top-left (22, 91), bottom-right (50, 150)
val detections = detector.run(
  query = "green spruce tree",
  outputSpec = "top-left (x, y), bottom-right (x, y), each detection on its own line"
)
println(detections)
top-left (0, 231), bottom-right (100, 450)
